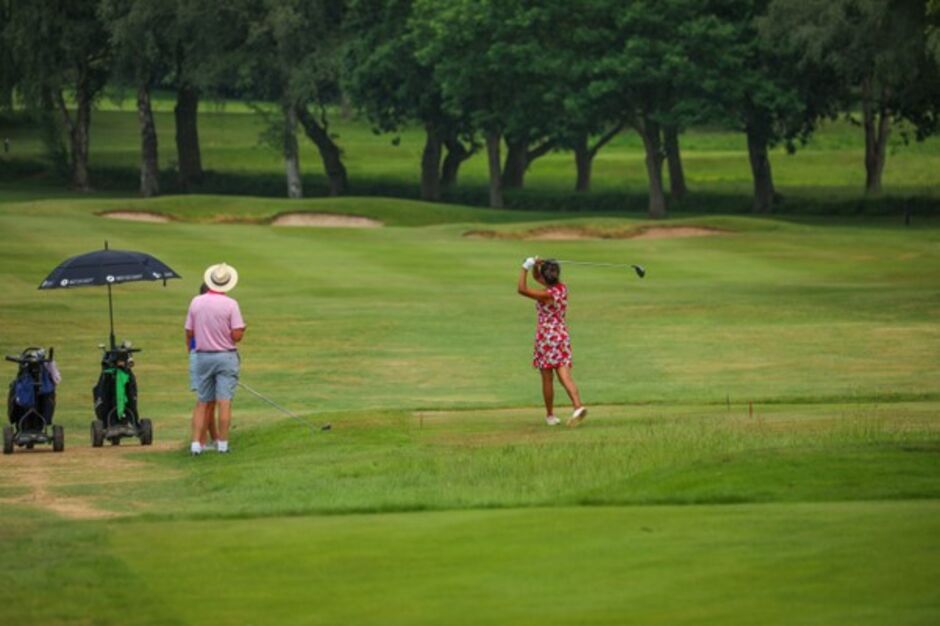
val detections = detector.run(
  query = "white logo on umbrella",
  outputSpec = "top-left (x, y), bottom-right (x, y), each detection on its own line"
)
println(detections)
top-left (152, 272), bottom-right (161, 279)
top-left (59, 279), bottom-right (69, 287)
top-left (106, 275), bottom-right (116, 283)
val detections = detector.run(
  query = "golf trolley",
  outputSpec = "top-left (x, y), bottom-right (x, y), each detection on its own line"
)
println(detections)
top-left (91, 341), bottom-right (153, 447)
top-left (4, 347), bottom-right (63, 454)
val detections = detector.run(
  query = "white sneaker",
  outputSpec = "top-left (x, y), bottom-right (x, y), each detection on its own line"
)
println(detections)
top-left (217, 440), bottom-right (229, 453)
top-left (190, 442), bottom-right (203, 456)
top-left (545, 415), bottom-right (561, 426)
top-left (567, 407), bottom-right (588, 428)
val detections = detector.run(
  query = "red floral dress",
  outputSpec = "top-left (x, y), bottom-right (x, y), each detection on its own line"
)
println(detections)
top-left (533, 283), bottom-right (572, 369)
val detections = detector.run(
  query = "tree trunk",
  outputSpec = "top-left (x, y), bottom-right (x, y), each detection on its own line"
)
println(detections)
top-left (55, 87), bottom-right (91, 191)
top-left (39, 87), bottom-right (69, 177)
top-left (295, 105), bottom-right (347, 196)
top-left (573, 123), bottom-right (624, 192)
top-left (663, 124), bottom-right (687, 201)
top-left (174, 84), bottom-right (203, 191)
top-left (746, 124), bottom-right (775, 214)
top-left (485, 131), bottom-right (504, 209)
top-left (636, 118), bottom-right (666, 219)
top-left (502, 137), bottom-right (554, 189)
top-left (574, 133), bottom-right (593, 192)
top-left (283, 103), bottom-right (302, 199)
top-left (441, 137), bottom-right (473, 188)
top-left (502, 138), bottom-right (528, 189)
top-left (862, 80), bottom-right (890, 195)
top-left (137, 84), bottom-right (160, 197)
top-left (420, 123), bottom-right (443, 201)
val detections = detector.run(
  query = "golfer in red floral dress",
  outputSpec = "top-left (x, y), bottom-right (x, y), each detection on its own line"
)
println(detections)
top-left (518, 257), bottom-right (587, 427)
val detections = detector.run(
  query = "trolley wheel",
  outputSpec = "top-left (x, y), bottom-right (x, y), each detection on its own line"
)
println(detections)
top-left (138, 418), bottom-right (153, 446)
top-left (2, 425), bottom-right (12, 455)
top-left (91, 420), bottom-right (105, 448)
top-left (26, 442), bottom-right (34, 450)
top-left (52, 425), bottom-right (64, 452)
top-left (109, 437), bottom-right (120, 446)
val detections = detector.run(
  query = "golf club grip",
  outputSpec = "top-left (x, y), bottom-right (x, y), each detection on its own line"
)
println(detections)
top-left (5, 356), bottom-right (19, 363)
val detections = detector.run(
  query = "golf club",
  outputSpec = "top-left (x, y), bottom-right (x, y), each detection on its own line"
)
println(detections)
top-left (555, 259), bottom-right (646, 278)
top-left (238, 382), bottom-right (332, 433)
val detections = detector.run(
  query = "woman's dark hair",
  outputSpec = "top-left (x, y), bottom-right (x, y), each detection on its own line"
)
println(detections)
top-left (199, 283), bottom-right (210, 295)
top-left (540, 259), bottom-right (561, 286)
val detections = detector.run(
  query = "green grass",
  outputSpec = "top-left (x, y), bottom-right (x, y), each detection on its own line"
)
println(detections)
top-left (0, 192), bottom-right (939, 624)
top-left (2, 94), bottom-right (939, 205)
top-left (3, 502), bottom-right (938, 625)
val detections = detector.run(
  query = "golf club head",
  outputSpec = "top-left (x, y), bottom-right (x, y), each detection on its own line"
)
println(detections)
top-left (632, 265), bottom-right (646, 278)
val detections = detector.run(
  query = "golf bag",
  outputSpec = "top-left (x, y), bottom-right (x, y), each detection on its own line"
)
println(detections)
top-left (6, 347), bottom-right (57, 431)
top-left (93, 342), bottom-right (140, 428)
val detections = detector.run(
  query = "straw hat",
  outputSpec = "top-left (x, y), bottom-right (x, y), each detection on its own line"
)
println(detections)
top-left (204, 263), bottom-right (239, 292)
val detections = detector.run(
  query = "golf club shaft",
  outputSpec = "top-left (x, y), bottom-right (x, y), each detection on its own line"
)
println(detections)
top-left (555, 259), bottom-right (637, 269)
top-left (238, 381), bottom-right (326, 433)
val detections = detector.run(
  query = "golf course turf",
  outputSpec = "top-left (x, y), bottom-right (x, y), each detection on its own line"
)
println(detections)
top-left (0, 191), bottom-right (938, 624)
top-left (2, 100), bottom-right (940, 623)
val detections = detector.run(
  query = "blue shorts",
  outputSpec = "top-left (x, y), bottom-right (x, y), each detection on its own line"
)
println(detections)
top-left (192, 352), bottom-right (239, 402)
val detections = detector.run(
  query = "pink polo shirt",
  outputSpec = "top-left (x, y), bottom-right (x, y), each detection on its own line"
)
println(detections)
top-left (185, 291), bottom-right (246, 351)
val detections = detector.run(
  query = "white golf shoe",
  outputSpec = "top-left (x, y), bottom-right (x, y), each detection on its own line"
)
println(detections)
top-left (567, 406), bottom-right (588, 428)
top-left (545, 415), bottom-right (561, 426)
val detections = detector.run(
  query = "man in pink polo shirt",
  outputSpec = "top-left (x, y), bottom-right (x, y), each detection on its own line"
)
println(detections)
top-left (185, 263), bottom-right (246, 456)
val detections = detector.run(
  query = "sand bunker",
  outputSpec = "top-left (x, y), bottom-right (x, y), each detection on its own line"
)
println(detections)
top-left (465, 225), bottom-right (727, 240)
top-left (99, 211), bottom-right (171, 223)
top-left (631, 226), bottom-right (727, 239)
top-left (271, 212), bottom-right (383, 228)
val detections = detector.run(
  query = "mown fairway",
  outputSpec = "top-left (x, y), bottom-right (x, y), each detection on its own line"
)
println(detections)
top-left (0, 191), bottom-right (938, 624)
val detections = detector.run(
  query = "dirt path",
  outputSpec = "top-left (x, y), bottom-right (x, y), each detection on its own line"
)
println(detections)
top-left (0, 442), bottom-right (178, 520)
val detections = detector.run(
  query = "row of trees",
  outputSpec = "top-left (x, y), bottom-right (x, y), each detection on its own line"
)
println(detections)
top-left (2, 0), bottom-right (938, 217)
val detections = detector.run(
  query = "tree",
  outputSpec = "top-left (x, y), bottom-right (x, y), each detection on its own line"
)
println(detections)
top-left (344, 0), bottom-right (476, 201)
top-left (413, 0), bottom-right (565, 207)
top-left (244, 0), bottom-right (348, 198)
top-left (930, 0), bottom-right (940, 63)
top-left (674, 0), bottom-right (838, 213)
top-left (533, 0), bottom-right (626, 193)
top-left (6, 0), bottom-right (110, 190)
top-left (0, 0), bottom-right (17, 112)
top-left (101, 0), bottom-right (177, 197)
top-left (587, 0), bottom-right (711, 217)
top-left (764, 0), bottom-right (940, 194)
top-left (169, 0), bottom-right (251, 191)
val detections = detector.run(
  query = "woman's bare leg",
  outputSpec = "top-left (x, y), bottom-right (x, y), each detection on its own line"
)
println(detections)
top-left (200, 400), bottom-right (218, 444)
top-left (191, 401), bottom-right (207, 445)
top-left (540, 368), bottom-right (555, 416)
top-left (217, 400), bottom-right (232, 441)
top-left (208, 401), bottom-right (219, 440)
top-left (555, 366), bottom-right (583, 409)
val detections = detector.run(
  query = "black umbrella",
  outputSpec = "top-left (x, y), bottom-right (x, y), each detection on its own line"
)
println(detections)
top-left (38, 242), bottom-right (181, 349)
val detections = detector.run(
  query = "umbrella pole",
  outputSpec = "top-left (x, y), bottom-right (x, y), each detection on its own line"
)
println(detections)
top-left (108, 283), bottom-right (116, 350)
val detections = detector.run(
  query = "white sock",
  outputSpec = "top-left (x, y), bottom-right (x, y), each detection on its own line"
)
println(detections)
top-left (217, 440), bottom-right (229, 453)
